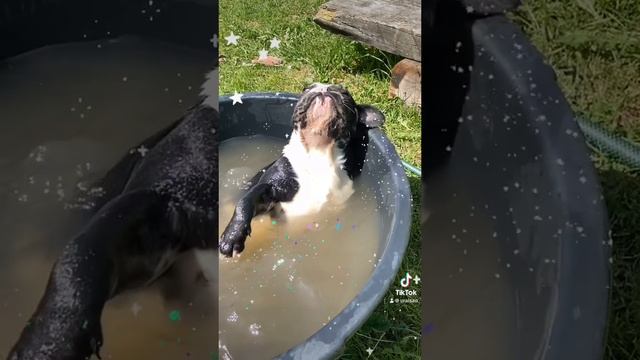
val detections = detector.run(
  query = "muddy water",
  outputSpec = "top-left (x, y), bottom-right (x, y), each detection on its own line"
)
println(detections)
top-left (423, 183), bottom-right (516, 360)
top-left (218, 135), bottom-right (382, 360)
top-left (0, 37), bottom-right (216, 358)
top-left (0, 36), bottom-right (383, 360)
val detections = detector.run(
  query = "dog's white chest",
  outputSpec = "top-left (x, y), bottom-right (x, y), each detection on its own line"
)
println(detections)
top-left (280, 132), bottom-right (354, 217)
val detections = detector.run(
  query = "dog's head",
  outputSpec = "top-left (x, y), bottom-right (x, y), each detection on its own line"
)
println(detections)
top-left (291, 83), bottom-right (385, 149)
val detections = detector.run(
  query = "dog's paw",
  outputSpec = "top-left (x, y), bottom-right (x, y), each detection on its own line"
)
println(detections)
top-left (77, 316), bottom-right (104, 359)
top-left (219, 221), bottom-right (251, 257)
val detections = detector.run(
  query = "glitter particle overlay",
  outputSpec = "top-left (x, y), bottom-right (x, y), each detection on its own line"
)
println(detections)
top-left (131, 302), bottom-right (142, 316)
top-left (169, 310), bottom-right (181, 322)
top-left (249, 323), bottom-right (262, 336)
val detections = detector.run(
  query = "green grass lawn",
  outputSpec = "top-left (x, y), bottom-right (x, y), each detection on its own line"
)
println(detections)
top-left (219, 0), bottom-right (422, 358)
top-left (513, 1), bottom-right (640, 359)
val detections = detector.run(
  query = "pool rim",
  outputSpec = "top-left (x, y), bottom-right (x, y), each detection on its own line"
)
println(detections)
top-left (219, 93), bottom-right (414, 360)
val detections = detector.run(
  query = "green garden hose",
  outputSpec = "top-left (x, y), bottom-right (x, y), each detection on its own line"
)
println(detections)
top-left (577, 117), bottom-right (640, 170)
top-left (401, 160), bottom-right (422, 177)
top-left (399, 117), bottom-right (640, 176)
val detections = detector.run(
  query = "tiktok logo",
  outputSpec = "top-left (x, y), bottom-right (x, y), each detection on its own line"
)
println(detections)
top-left (390, 271), bottom-right (421, 303)
top-left (400, 272), bottom-right (421, 288)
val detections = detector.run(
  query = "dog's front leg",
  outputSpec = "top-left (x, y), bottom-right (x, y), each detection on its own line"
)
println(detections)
top-left (219, 165), bottom-right (298, 257)
top-left (8, 190), bottom-right (186, 360)
top-left (219, 183), bottom-right (273, 257)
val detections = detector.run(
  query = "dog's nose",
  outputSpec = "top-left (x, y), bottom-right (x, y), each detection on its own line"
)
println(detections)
top-left (310, 94), bottom-right (333, 117)
top-left (318, 92), bottom-right (332, 105)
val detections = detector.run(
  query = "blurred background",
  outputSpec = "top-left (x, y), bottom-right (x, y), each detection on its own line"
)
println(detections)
top-left (513, 2), bottom-right (639, 359)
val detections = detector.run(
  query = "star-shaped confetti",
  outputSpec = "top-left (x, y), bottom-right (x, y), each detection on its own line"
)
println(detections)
top-left (225, 32), bottom-right (239, 45)
top-left (414, 275), bottom-right (421, 284)
top-left (269, 37), bottom-right (281, 49)
top-left (366, 347), bottom-right (373, 356)
top-left (258, 49), bottom-right (269, 60)
top-left (211, 34), bottom-right (218, 48)
top-left (230, 91), bottom-right (243, 105)
top-left (131, 302), bottom-right (142, 316)
top-left (137, 145), bottom-right (149, 157)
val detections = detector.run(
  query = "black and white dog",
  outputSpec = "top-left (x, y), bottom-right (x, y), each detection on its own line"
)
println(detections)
top-left (218, 83), bottom-right (385, 257)
top-left (8, 68), bottom-right (219, 360)
top-left (8, 78), bottom-right (384, 358)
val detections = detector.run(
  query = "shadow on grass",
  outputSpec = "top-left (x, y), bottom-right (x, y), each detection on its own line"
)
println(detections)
top-left (306, 39), bottom-right (404, 82)
top-left (601, 169), bottom-right (640, 360)
top-left (346, 44), bottom-right (403, 80)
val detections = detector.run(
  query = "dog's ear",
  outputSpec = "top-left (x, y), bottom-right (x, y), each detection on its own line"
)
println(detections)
top-left (357, 105), bottom-right (385, 128)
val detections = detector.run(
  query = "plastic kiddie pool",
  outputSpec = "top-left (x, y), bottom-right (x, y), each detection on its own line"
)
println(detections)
top-left (219, 93), bottom-right (412, 359)
top-left (423, 2), bottom-right (611, 360)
